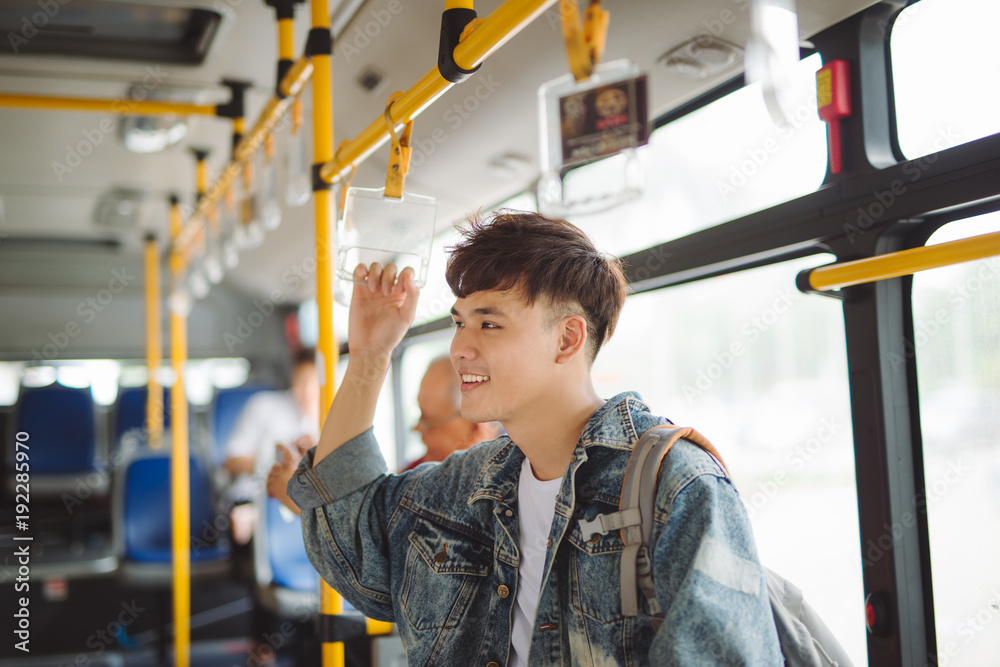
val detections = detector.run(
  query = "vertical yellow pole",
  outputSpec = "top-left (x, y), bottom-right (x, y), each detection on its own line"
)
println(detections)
top-left (310, 2), bottom-right (344, 666)
top-left (145, 235), bottom-right (164, 450)
top-left (169, 197), bottom-right (191, 667)
top-left (279, 18), bottom-right (295, 61)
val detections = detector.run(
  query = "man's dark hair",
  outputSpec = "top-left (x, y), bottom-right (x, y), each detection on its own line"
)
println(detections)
top-left (293, 347), bottom-right (316, 368)
top-left (445, 210), bottom-right (628, 362)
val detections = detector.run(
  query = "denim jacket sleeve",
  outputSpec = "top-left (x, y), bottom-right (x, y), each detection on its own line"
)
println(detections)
top-left (286, 428), bottom-right (408, 622)
top-left (649, 443), bottom-right (783, 665)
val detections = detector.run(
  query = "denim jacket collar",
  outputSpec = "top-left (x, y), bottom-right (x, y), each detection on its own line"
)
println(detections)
top-left (467, 391), bottom-right (648, 506)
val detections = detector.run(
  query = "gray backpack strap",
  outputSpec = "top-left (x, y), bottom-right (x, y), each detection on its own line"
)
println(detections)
top-left (608, 425), bottom-right (855, 667)
top-left (579, 425), bottom-right (725, 627)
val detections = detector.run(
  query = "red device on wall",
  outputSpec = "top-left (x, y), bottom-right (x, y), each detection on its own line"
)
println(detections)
top-left (816, 60), bottom-right (852, 174)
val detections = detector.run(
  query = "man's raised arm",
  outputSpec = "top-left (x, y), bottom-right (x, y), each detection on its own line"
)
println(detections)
top-left (314, 261), bottom-right (419, 466)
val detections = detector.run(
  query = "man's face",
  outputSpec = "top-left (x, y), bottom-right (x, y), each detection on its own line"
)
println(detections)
top-left (449, 288), bottom-right (561, 426)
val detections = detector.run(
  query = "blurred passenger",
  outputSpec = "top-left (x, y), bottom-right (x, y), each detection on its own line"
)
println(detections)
top-left (223, 348), bottom-right (319, 544)
top-left (405, 354), bottom-right (500, 470)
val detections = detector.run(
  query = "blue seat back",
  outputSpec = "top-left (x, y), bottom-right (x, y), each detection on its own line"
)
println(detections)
top-left (211, 384), bottom-right (271, 466)
top-left (264, 497), bottom-right (318, 591)
top-left (115, 386), bottom-right (172, 441)
top-left (122, 453), bottom-right (228, 562)
top-left (15, 383), bottom-right (98, 474)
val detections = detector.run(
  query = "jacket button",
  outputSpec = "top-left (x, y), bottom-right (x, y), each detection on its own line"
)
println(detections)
top-left (546, 538), bottom-right (552, 548)
top-left (538, 622), bottom-right (558, 632)
top-left (505, 509), bottom-right (513, 517)
top-left (497, 585), bottom-right (510, 598)
top-left (487, 663), bottom-right (500, 667)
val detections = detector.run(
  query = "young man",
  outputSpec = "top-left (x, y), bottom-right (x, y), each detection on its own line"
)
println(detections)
top-left (289, 212), bottom-right (782, 665)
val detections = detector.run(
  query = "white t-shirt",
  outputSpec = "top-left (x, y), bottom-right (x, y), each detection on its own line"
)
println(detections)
top-left (509, 457), bottom-right (563, 667)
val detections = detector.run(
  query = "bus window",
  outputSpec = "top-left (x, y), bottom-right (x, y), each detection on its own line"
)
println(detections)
top-left (564, 54), bottom-right (827, 258)
top-left (591, 255), bottom-right (866, 665)
top-left (913, 210), bottom-right (1000, 664)
top-left (891, 0), bottom-right (1000, 160)
top-left (0, 362), bottom-right (20, 405)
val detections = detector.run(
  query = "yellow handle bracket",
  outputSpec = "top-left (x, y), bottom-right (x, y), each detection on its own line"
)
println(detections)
top-left (560, 0), bottom-right (609, 82)
top-left (383, 92), bottom-right (413, 199)
top-left (583, 0), bottom-right (609, 66)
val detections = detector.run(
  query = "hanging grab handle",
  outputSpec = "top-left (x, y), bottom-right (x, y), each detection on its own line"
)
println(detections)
top-left (560, 0), bottom-right (610, 82)
top-left (383, 92), bottom-right (413, 199)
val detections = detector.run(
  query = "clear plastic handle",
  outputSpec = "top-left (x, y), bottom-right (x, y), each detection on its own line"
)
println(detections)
top-left (336, 187), bottom-right (438, 289)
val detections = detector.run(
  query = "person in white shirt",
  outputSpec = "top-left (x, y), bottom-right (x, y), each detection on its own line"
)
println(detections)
top-left (224, 348), bottom-right (319, 544)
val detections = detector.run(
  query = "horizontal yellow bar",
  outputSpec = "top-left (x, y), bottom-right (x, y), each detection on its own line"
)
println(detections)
top-left (366, 618), bottom-right (394, 635)
top-left (320, 0), bottom-right (556, 184)
top-left (0, 93), bottom-right (218, 117)
top-left (810, 231), bottom-right (1000, 291)
top-left (279, 58), bottom-right (314, 99)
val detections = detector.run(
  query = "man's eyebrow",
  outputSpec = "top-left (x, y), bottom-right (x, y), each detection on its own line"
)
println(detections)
top-left (450, 305), bottom-right (508, 318)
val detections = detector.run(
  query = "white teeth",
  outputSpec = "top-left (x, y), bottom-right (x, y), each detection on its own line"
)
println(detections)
top-left (462, 374), bottom-right (489, 383)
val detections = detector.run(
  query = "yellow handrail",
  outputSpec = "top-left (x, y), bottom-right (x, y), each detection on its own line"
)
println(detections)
top-left (144, 236), bottom-right (163, 450)
top-left (319, 0), bottom-right (557, 185)
top-left (0, 93), bottom-right (219, 116)
top-left (168, 200), bottom-right (192, 667)
top-left (807, 231), bottom-right (1000, 291)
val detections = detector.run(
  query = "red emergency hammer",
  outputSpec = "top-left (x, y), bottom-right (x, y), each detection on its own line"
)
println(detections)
top-left (816, 60), bottom-right (851, 174)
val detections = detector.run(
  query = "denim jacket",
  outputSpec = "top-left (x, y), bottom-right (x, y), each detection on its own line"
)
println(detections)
top-left (289, 392), bottom-right (782, 666)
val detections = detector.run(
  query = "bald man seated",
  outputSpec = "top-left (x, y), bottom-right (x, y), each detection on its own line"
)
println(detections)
top-left (267, 355), bottom-right (500, 513)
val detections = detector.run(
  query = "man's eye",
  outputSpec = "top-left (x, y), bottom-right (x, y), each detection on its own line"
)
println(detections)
top-left (482, 322), bottom-right (499, 329)
top-left (451, 320), bottom-right (464, 328)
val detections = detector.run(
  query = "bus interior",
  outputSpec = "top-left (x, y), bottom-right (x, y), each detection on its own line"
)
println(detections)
top-left (0, 0), bottom-right (998, 665)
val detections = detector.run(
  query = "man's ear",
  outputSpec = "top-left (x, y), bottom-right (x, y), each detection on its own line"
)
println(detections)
top-left (554, 315), bottom-right (588, 364)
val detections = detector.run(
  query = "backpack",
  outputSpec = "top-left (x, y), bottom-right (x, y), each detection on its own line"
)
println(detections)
top-left (577, 425), bottom-right (855, 667)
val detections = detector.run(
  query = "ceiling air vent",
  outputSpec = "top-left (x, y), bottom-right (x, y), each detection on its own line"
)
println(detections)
top-left (0, 0), bottom-right (225, 64)
top-left (92, 187), bottom-right (150, 228)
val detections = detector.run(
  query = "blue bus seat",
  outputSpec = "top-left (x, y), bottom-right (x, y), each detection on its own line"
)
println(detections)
top-left (114, 385), bottom-right (171, 443)
top-left (253, 496), bottom-right (320, 616)
top-left (9, 382), bottom-right (107, 497)
top-left (114, 442), bottom-right (230, 586)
